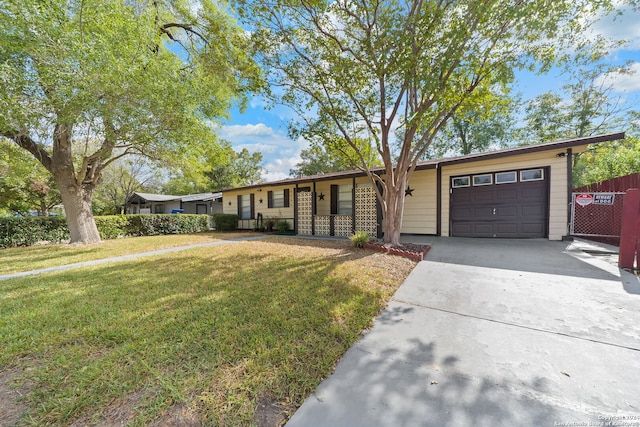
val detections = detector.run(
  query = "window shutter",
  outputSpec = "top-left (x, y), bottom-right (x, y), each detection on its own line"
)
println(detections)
top-left (250, 193), bottom-right (255, 219)
top-left (267, 191), bottom-right (273, 208)
top-left (330, 185), bottom-right (338, 214)
top-left (284, 189), bottom-right (290, 207)
top-left (237, 195), bottom-right (242, 217)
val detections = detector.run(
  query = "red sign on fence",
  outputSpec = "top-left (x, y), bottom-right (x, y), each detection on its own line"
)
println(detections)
top-left (575, 194), bottom-right (594, 206)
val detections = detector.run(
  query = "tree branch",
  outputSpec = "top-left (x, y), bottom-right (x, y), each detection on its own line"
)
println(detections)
top-left (2, 131), bottom-right (53, 173)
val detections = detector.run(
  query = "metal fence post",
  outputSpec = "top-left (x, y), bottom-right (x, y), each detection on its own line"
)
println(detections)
top-left (619, 188), bottom-right (640, 269)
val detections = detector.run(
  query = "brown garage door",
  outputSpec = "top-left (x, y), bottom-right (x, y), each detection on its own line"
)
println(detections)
top-left (450, 168), bottom-right (549, 238)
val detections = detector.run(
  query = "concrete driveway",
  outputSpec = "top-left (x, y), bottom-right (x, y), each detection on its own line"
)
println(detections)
top-left (287, 238), bottom-right (640, 427)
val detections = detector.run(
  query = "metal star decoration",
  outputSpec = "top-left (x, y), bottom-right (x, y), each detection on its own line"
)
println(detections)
top-left (405, 186), bottom-right (414, 197)
top-left (318, 193), bottom-right (325, 200)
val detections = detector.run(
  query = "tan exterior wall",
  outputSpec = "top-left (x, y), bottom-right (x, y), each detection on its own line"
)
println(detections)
top-left (223, 184), bottom-right (295, 227)
top-left (402, 169), bottom-right (438, 234)
top-left (440, 147), bottom-right (582, 240)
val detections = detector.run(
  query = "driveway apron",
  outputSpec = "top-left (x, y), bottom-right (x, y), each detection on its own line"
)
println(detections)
top-left (287, 237), bottom-right (640, 427)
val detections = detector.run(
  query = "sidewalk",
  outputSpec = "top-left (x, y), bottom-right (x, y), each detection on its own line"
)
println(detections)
top-left (0, 235), bottom-right (269, 282)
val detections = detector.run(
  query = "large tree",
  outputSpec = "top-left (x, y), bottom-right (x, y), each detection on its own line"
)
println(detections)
top-left (521, 61), bottom-right (639, 185)
top-left (523, 62), bottom-right (635, 143)
top-left (0, 0), bottom-right (260, 244)
top-left (421, 90), bottom-right (518, 159)
top-left (290, 137), bottom-right (381, 177)
top-left (163, 144), bottom-right (264, 193)
top-left (241, 0), bottom-right (630, 245)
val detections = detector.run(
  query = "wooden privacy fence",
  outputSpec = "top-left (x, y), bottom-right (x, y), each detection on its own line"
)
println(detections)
top-left (570, 192), bottom-right (626, 243)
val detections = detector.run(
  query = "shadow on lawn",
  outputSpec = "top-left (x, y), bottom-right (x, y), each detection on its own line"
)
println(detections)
top-left (0, 241), bottom-right (394, 425)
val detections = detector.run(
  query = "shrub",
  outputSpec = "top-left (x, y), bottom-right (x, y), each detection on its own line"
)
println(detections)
top-left (264, 218), bottom-right (276, 232)
top-left (125, 214), bottom-right (209, 236)
top-left (0, 216), bottom-right (69, 248)
top-left (276, 220), bottom-right (290, 233)
top-left (0, 214), bottom-right (211, 248)
top-left (350, 231), bottom-right (370, 248)
top-left (212, 213), bottom-right (238, 231)
top-left (94, 215), bottom-right (128, 239)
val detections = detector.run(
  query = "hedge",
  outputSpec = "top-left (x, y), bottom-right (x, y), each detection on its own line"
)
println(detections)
top-left (0, 214), bottom-right (211, 248)
top-left (212, 213), bottom-right (238, 231)
top-left (0, 216), bottom-right (69, 248)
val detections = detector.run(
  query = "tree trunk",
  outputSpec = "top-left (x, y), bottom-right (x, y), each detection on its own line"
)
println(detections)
top-left (380, 174), bottom-right (406, 246)
top-left (56, 175), bottom-right (101, 245)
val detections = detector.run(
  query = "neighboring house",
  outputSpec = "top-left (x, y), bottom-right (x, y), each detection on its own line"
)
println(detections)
top-left (126, 192), bottom-right (223, 215)
top-left (221, 133), bottom-right (625, 241)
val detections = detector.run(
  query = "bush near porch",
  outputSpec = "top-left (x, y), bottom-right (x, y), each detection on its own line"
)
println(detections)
top-left (0, 214), bottom-right (210, 248)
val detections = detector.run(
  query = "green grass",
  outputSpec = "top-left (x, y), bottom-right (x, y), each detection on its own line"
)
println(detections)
top-left (0, 237), bottom-right (416, 426)
top-left (0, 232), bottom-right (255, 275)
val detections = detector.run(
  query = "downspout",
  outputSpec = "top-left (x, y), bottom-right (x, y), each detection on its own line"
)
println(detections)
top-left (352, 176), bottom-right (356, 234)
top-left (312, 180), bottom-right (316, 235)
top-left (436, 164), bottom-right (442, 236)
top-left (294, 183), bottom-right (299, 234)
top-left (564, 148), bottom-right (573, 241)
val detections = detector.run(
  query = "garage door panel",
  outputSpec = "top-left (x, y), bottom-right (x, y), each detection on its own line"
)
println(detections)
top-left (471, 223), bottom-right (494, 237)
top-left (497, 206), bottom-right (518, 217)
top-left (452, 192), bottom-right (473, 203)
top-left (451, 207), bottom-right (473, 220)
top-left (522, 223), bottom-right (546, 234)
top-left (496, 188), bottom-right (518, 201)
top-left (520, 185), bottom-right (546, 199)
top-left (472, 206), bottom-right (495, 219)
top-left (521, 204), bottom-right (545, 218)
top-left (495, 223), bottom-right (518, 234)
top-left (473, 190), bottom-right (494, 202)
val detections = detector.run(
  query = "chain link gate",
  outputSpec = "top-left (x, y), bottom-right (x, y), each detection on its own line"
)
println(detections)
top-left (570, 192), bottom-right (625, 242)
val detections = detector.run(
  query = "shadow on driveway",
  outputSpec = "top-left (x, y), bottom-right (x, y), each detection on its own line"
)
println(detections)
top-left (287, 237), bottom-right (640, 426)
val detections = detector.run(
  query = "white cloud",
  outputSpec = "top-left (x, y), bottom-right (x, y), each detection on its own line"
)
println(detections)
top-left (590, 6), bottom-right (640, 51)
top-left (596, 62), bottom-right (640, 93)
top-left (217, 123), bottom-right (308, 182)
top-left (219, 123), bottom-right (277, 139)
top-left (262, 156), bottom-right (302, 181)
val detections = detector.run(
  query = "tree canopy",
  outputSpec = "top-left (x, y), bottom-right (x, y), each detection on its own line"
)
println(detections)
top-left (240, 0), bottom-right (632, 244)
top-left (0, 0), bottom-right (261, 243)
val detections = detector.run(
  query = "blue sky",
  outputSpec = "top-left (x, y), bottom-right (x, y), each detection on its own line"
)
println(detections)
top-left (220, 6), bottom-right (640, 182)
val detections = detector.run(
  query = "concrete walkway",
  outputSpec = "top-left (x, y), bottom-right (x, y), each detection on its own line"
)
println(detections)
top-left (287, 238), bottom-right (640, 426)
top-left (0, 235), bottom-right (269, 281)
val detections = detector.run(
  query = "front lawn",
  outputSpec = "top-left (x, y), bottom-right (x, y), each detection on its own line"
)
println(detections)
top-left (0, 232), bottom-right (254, 276)
top-left (0, 236), bottom-right (416, 426)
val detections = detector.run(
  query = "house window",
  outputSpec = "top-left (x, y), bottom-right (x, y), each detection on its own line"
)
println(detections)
top-left (237, 194), bottom-right (254, 219)
top-left (268, 189), bottom-right (290, 208)
top-left (496, 171), bottom-right (517, 184)
top-left (452, 177), bottom-right (470, 188)
top-left (331, 184), bottom-right (353, 215)
top-left (154, 204), bottom-right (164, 213)
top-left (338, 184), bottom-right (353, 215)
top-left (520, 169), bottom-right (544, 182)
top-left (473, 174), bottom-right (492, 186)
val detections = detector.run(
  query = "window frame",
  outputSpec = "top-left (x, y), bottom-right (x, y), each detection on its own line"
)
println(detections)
top-left (452, 176), bottom-right (470, 188)
top-left (495, 171), bottom-right (517, 184)
top-left (472, 174), bottom-right (493, 186)
top-left (520, 169), bottom-right (544, 182)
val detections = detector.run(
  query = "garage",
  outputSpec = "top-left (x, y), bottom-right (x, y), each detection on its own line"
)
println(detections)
top-left (450, 167), bottom-right (549, 238)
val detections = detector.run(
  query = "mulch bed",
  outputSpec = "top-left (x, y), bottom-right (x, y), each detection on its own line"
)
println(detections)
top-left (364, 241), bottom-right (431, 261)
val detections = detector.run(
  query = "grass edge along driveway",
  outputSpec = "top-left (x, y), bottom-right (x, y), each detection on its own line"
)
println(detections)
top-left (0, 236), bottom-right (416, 426)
